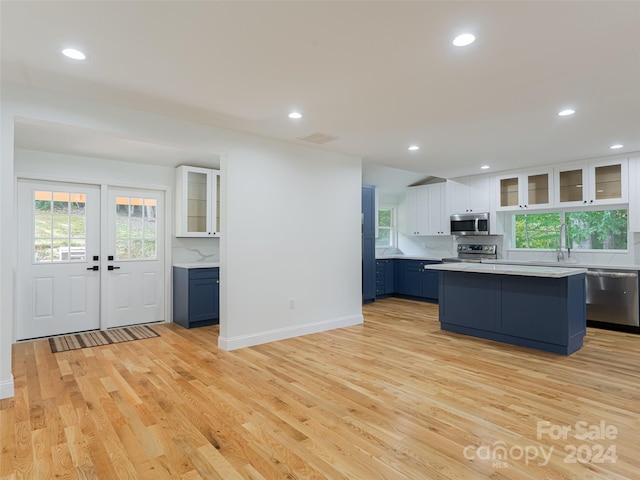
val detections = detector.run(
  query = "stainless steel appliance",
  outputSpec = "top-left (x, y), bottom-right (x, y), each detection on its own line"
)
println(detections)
top-left (450, 212), bottom-right (489, 236)
top-left (442, 244), bottom-right (497, 263)
top-left (586, 269), bottom-right (639, 326)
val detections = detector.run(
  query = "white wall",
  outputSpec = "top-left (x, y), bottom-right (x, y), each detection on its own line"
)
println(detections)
top-left (0, 97), bottom-right (15, 399)
top-left (220, 140), bottom-right (363, 348)
top-left (0, 83), bottom-right (363, 399)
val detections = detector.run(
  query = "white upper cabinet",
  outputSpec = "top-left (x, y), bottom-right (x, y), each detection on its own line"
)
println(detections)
top-left (426, 183), bottom-right (449, 235)
top-left (175, 165), bottom-right (220, 237)
top-left (554, 158), bottom-right (628, 207)
top-left (496, 169), bottom-right (553, 211)
top-left (405, 186), bottom-right (429, 236)
top-left (405, 183), bottom-right (449, 236)
top-left (449, 176), bottom-right (491, 214)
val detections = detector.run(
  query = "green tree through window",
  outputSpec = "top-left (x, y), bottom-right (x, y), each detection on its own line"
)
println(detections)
top-left (566, 210), bottom-right (627, 249)
top-left (515, 209), bottom-right (627, 250)
top-left (376, 208), bottom-right (395, 247)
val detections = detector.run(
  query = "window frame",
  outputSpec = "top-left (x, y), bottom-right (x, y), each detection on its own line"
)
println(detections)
top-left (375, 205), bottom-right (397, 248)
top-left (509, 206), bottom-right (629, 253)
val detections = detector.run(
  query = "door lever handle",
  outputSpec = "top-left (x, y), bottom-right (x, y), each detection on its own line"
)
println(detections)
top-left (86, 266), bottom-right (99, 271)
top-left (107, 265), bottom-right (121, 271)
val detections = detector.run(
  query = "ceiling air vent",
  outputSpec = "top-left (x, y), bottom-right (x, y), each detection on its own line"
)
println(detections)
top-left (298, 132), bottom-right (338, 144)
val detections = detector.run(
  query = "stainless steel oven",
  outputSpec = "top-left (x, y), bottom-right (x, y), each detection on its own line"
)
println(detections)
top-left (442, 244), bottom-right (497, 263)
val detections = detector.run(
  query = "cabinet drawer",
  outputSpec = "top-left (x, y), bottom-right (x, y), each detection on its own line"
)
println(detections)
top-left (189, 268), bottom-right (219, 280)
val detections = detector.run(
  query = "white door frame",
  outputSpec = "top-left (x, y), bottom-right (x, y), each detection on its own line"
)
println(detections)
top-left (14, 172), bottom-right (172, 338)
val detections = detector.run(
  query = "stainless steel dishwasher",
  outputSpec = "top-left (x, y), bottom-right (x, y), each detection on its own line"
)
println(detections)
top-left (586, 269), bottom-right (639, 326)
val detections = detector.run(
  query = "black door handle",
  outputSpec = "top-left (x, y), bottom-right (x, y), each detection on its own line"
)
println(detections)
top-left (108, 265), bottom-right (121, 271)
top-left (86, 266), bottom-right (99, 271)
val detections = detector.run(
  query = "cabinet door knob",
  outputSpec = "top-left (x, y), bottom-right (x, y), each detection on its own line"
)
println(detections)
top-left (216, 280), bottom-right (219, 284)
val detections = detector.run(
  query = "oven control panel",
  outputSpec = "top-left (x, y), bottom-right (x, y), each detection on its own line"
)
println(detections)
top-left (457, 244), bottom-right (497, 255)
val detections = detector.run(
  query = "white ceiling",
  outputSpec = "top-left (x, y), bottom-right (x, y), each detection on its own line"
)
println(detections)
top-left (2, 1), bottom-right (639, 185)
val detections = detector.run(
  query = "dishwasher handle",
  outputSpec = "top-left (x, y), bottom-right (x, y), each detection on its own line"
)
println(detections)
top-left (586, 271), bottom-right (638, 279)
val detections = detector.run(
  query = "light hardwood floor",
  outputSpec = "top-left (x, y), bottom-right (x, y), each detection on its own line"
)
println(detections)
top-left (1, 297), bottom-right (639, 479)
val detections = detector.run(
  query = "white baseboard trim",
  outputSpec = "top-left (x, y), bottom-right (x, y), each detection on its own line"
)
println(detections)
top-left (218, 314), bottom-right (363, 351)
top-left (0, 375), bottom-right (14, 400)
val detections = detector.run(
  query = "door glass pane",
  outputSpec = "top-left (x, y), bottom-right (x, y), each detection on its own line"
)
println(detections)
top-left (187, 171), bottom-right (207, 233)
top-left (33, 191), bottom-right (87, 263)
top-left (527, 174), bottom-right (548, 205)
top-left (559, 169), bottom-right (583, 202)
top-left (114, 196), bottom-right (158, 261)
top-left (116, 239), bottom-right (130, 260)
top-left (130, 239), bottom-right (143, 260)
top-left (500, 177), bottom-right (519, 207)
top-left (594, 165), bottom-right (621, 200)
top-left (35, 239), bottom-right (53, 262)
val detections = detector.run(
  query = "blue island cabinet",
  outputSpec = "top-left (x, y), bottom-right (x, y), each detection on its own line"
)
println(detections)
top-left (173, 267), bottom-right (220, 328)
top-left (439, 270), bottom-right (586, 354)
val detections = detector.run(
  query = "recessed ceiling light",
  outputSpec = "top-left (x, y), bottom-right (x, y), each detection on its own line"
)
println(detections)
top-left (610, 144), bottom-right (623, 149)
top-left (288, 112), bottom-right (302, 119)
top-left (480, 165), bottom-right (490, 170)
top-left (62, 48), bottom-right (86, 60)
top-left (453, 33), bottom-right (476, 47)
top-left (408, 145), bottom-right (420, 151)
top-left (558, 109), bottom-right (575, 116)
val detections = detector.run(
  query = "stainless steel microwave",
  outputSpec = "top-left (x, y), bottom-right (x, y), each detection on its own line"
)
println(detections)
top-left (450, 212), bottom-right (489, 236)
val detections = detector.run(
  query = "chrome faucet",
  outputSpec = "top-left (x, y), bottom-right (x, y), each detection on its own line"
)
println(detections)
top-left (556, 223), bottom-right (570, 261)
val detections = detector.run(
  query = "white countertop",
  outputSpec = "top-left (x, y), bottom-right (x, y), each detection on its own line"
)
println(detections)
top-left (423, 262), bottom-right (587, 278)
top-left (173, 262), bottom-right (220, 269)
top-left (482, 259), bottom-right (640, 271)
top-left (376, 255), bottom-right (443, 261)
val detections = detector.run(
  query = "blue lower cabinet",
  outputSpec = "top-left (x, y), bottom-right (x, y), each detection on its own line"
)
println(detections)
top-left (362, 185), bottom-right (376, 304)
top-left (173, 267), bottom-right (220, 328)
top-left (376, 260), bottom-right (395, 296)
top-left (393, 259), bottom-right (441, 302)
top-left (362, 236), bottom-right (376, 303)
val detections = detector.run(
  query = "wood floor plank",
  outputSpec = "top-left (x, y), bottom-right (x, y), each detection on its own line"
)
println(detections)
top-left (2, 297), bottom-right (640, 479)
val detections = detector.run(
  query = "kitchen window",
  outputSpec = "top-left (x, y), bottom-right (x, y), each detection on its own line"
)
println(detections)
top-left (513, 209), bottom-right (628, 250)
top-left (376, 206), bottom-right (396, 248)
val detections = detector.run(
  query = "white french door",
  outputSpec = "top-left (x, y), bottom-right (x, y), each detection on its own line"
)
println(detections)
top-left (17, 181), bottom-right (101, 340)
top-left (16, 180), bottom-right (166, 340)
top-left (106, 188), bottom-right (165, 328)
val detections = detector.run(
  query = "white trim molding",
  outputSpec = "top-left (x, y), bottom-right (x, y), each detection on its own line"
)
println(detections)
top-left (0, 375), bottom-right (14, 400)
top-left (218, 314), bottom-right (363, 351)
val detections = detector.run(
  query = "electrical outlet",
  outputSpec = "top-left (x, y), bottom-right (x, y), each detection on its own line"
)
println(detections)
top-left (289, 299), bottom-right (295, 309)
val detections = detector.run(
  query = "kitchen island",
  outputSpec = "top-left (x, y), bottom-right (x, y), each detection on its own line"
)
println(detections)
top-left (423, 263), bottom-right (587, 355)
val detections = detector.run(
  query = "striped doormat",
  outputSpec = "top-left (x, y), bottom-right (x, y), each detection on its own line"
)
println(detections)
top-left (49, 325), bottom-right (159, 353)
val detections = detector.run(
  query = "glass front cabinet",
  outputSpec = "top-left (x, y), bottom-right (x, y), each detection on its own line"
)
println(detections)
top-left (496, 169), bottom-right (553, 211)
top-left (555, 158), bottom-right (628, 207)
top-left (175, 165), bottom-right (220, 237)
